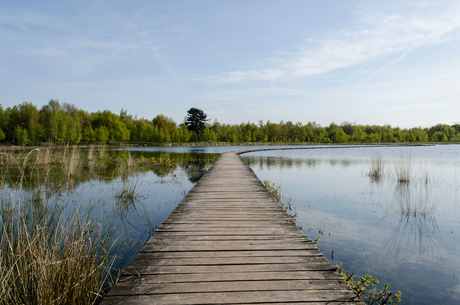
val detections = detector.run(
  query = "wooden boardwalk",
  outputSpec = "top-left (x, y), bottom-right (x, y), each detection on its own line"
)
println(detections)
top-left (101, 152), bottom-right (364, 304)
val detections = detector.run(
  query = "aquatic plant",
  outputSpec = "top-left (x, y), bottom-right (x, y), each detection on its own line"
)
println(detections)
top-left (392, 155), bottom-right (412, 184)
top-left (263, 180), bottom-right (297, 219)
top-left (395, 175), bottom-right (440, 217)
top-left (0, 148), bottom-right (159, 304)
top-left (337, 263), bottom-right (402, 305)
top-left (115, 176), bottom-right (143, 207)
top-left (0, 197), bottom-right (117, 305)
top-left (369, 153), bottom-right (384, 182)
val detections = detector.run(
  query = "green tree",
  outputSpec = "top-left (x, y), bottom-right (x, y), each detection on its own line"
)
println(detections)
top-left (0, 105), bottom-right (6, 138)
top-left (0, 128), bottom-right (5, 141)
top-left (39, 99), bottom-right (61, 142)
top-left (91, 110), bottom-right (130, 142)
top-left (431, 131), bottom-right (448, 142)
top-left (82, 126), bottom-right (97, 142)
top-left (152, 114), bottom-right (176, 142)
top-left (328, 123), bottom-right (348, 143)
top-left (152, 114), bottom-right (176, 132)
top-left (8, 102), bottom-right (43, 143)
top-left (96, 126), bottom-right (109, 142)
top-left (14, 126), bottom-right (30, 145)
top-left (185, 108), bottom-right (208, 134)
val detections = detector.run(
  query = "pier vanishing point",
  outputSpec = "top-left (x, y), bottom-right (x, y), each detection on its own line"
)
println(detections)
top-left (101, 151), bottom-right (365, 304)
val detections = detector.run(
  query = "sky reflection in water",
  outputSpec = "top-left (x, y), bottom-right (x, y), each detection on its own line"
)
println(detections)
top-left (241, 145), bottom-right (460, 305)
top-left (5, 145), bottom-right (457, 304)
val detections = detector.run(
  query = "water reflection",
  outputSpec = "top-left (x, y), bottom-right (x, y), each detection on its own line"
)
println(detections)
top-left (0, 149), bottom-right (218, 191)
top-left (242, 145), bottom-right (460, 305)
top-left (184, 158), bottom-right (210, 182)
top-left (244, 155), bottom-right (355, 170)
top-left (384, 214), bottom-right (441, 262)
top-left (1, 147), bottom-right (220, 273)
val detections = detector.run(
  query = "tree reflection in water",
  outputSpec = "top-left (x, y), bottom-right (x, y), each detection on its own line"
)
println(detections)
top-left (184, 159), bottom-right (209, 182)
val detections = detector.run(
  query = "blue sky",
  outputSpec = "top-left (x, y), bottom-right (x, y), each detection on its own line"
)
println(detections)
top-left (1, 0), bottom-right (460, 128)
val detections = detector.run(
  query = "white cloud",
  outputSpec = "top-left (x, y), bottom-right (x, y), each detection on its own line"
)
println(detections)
top-left (209, 1), bottom-right (460, 83)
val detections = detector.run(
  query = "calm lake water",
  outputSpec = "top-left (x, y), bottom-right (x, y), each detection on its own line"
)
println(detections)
top-left (2, 144), bottom-right (459, 304)
top-left (240, 145), bottom-right (460, 305)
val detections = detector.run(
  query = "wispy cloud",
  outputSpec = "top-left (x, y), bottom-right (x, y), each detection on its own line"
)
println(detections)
top-left (208, 1), bottom-right (460, 83)
top-left (0, 5), bottom-right (176, 75)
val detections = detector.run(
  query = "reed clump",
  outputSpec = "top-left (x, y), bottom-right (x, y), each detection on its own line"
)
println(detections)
top-left (392, 155), bottom-right (412, 184)
top-left (368, 153), bottom-right (384, 182)
top-left (115, 177), bottom-right (143, 207)
top-left (395, 174), bottom-right (440, 217)
top-left (0, 147), bottom-right (151, 304)
top-left (0, 198), bottom-right (117, 305)
top-left (390, 155), bottom-right (440, 217)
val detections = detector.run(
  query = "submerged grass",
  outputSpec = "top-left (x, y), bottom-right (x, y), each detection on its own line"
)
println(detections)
top-left (394, 173), bottom-right (440, 217)
top-left (392, 155), bottom-right (412, 184)
top-left (115, 176), bottom-right (143, 207)
top-left (369, 153), bottom-right (384, 182)
top-left (390, 154), bottom-right (440, 217)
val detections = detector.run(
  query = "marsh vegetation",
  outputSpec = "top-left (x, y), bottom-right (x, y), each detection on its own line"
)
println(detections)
top-left (0, 146), bottom-right (218, 304)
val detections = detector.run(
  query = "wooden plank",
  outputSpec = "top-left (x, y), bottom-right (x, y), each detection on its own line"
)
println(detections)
top-left (100, 152), bottom-right (364, 304)
top-left (132, 249), bottom-right (324, 258)
top-left (132, 254), bottom-right (327, 265)
top-left (144, 233), bottom-right (309, 240)
top-left (123, 262), bottom-right (336, 275)
top-left (116, 270), bottom-right (344, 283)
top-left (101, 290), bottom-right (360, 305)
top-left (107, 279), bottom-right (348, 295)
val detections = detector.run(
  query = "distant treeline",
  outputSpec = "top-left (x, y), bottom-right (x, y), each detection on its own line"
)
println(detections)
top-left (0, 100), bottom-right (459, 145)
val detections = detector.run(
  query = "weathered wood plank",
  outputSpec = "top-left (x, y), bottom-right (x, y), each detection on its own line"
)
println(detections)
top-left (108, 279), bottom-right (348, 295)
top-left (131, 255), bottom-right (328, 265)
top-left (123, 262), bottom-right (336, 275)
top-left (140, 241), bottom-right (318, 252)
top-left (144, 233), bottom-right (309, 240)
top-left (116, 270), bottom-right (345, 283)
top-left (132, 249), bottom-right (323, 258)
top-left (102, 290), bottom-right (360, 305)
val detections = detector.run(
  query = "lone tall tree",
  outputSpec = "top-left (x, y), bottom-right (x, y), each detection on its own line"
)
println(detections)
top-left (185, 108), bottom-right (208, 133)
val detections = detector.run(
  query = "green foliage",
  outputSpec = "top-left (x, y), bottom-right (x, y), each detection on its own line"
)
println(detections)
top-left (185, 107), bottom-right (208, 134)
top-left (0, 100), bottom-right (459, 144)
top-left (337, 263), bottom-right (402, 305)
top-left (82, 126), bottom-right (97, 142)
top-left (92, 110), bottom-right (130, 142)
top-left (96, 126), bottom-right (110, 142)
top-left (431, 131), bottom-right (448, 142)
top-left (13, 125), bottom-right (30, 145)
top-left (263, 180), bottom-right (296, 219)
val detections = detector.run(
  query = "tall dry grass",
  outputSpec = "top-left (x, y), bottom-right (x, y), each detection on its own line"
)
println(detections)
top-left (0, 148), bottom-right (120, 304)
top-left (0, 201), bottom-right (117, 304)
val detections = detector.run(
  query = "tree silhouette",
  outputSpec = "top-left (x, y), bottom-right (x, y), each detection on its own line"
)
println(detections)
top-left (185, 108), bottom-right (208, 134)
